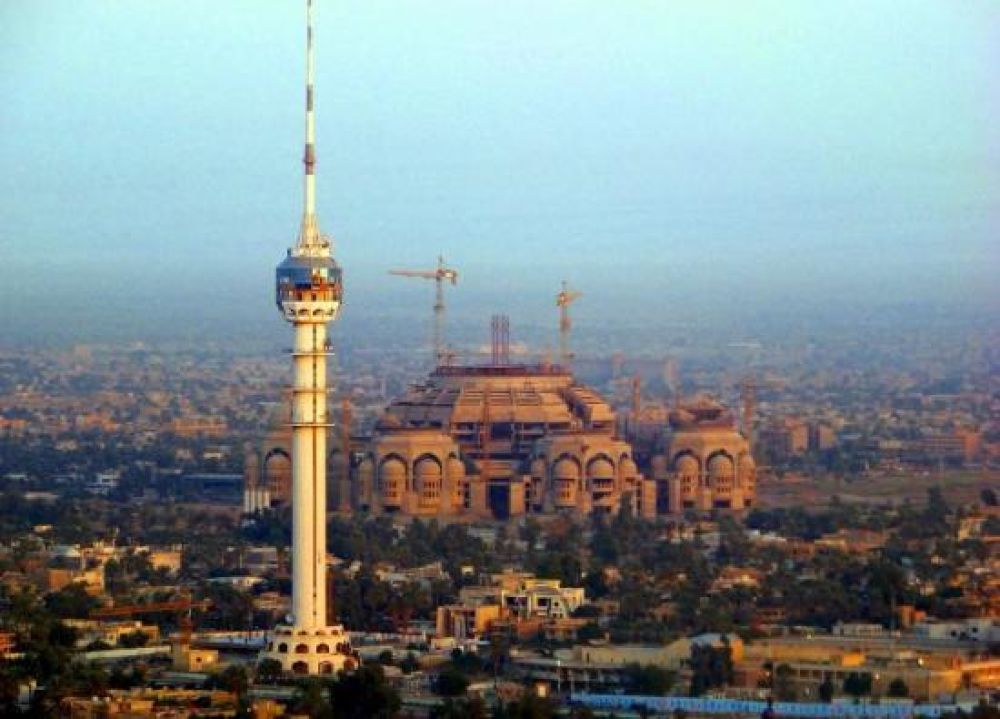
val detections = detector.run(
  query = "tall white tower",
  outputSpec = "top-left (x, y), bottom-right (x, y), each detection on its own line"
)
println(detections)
top-left (260, 0), bottom-right (357, 676)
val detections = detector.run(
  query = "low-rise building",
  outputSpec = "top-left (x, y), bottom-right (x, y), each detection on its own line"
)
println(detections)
top-left (740, 634), bottom-right (1000, 702)
top-left (436, 603), bottom-right (502, 640)
top-left (143, 547), bottom-right (182, 575)
top-left (64, 620), bottom-right (159, 648)
top-left (41, 567), bottom-right (105, 595)
top-left (502, 577), bottom-right (586, 620)
top-left (911, 617), bottom-right (999, 644)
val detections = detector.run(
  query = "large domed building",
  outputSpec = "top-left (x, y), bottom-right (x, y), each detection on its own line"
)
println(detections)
top-left (352, 364), bottom-right (656, 519)
top-left (244, 367), bottom-right (756, 520)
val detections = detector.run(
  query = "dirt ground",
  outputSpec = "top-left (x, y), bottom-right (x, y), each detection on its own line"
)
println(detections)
top-left (757, 468), bottom-right (998, 510)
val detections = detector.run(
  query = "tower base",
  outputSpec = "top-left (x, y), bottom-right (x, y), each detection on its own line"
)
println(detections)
top-left (259, 624), bottom-right (359, 675)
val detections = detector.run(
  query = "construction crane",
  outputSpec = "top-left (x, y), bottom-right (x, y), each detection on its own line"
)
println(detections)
top-left (556, 281), bottom-right (582, 368)
top-left (389, 255), bottom-right (458, 365)
top-left (90, 591), bottom-right (210, 647)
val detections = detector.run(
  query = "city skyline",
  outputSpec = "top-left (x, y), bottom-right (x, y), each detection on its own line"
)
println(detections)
top-left (2, 0), bottom-right (998, 346)
top-left (1, 0), bottom-right (998, 704)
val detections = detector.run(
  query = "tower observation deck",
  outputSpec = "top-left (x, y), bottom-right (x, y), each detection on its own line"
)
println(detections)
top-left (260, 0), bottom-right (357, 676)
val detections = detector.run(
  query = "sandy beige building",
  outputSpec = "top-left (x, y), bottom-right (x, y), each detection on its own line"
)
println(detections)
top-left (739, 635), bottom-right (1000, 701)
top-left (245, 365), bottom-right (755, 519)
top-left (349, 364), bottom-right (655, 519)
top-left (650, 399), bottom-right (756, 513)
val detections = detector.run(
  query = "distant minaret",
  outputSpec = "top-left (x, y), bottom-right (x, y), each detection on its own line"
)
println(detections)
top-left (262, 0), bottom-right (356, 676)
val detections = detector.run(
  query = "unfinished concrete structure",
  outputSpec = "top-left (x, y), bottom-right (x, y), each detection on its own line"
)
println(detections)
top-left (246, 377), bottom-right (756, 520)
top-left (651, 398), bottom-right (756, 513)
top-left (351, 364), bottom-right (656, 519)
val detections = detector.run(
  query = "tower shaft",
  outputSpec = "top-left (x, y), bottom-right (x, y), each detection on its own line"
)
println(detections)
top-left (291, 320), bottom-right (328, 629)
top-left (264, 0), bottom-right (354, 676)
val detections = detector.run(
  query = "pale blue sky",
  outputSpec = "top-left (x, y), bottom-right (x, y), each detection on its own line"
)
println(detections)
top-left (1, 1), bottom-right (997, 342)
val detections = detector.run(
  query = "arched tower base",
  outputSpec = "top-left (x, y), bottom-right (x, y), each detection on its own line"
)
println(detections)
top-left (260, 624), bottom-right (358, 675)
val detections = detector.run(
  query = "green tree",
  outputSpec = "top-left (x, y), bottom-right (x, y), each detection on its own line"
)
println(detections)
top-left (623, 663), bottom-right (675, 696)
top-left (117, 630), bottom-right (149, 648)
top-left (489, 632), bottom-right (511, 680)
top-left (449, 648), bottom-right (483, 675)
top-left (109, 665), bottom-right (146, 690)
top-left (689, 643), bottom-right (733, 696)
top-left (818, 676), bottom-right (835, 703)
top-left (887, 677), bottom-right (908, 698)
top-left (843, 672), bottom-right (872, 698)
top-left (494, 692), bottom-right (557, 719)
top-left (772, 664), bottom-right (797, 701)
top-left (328, 664), bottom-right (400, 719)
top-left (44, 583), bottom-right (99, 619)
top-left (434, 667), bottom-right (469, 697)
top-left (576, 622), bottom-right (603, 642)
top-left (291, 677), bottom-right (333, 718)
top-left (400, 651), bottom-right (419, 674)
top-left (0, 664), bottom-right (25, 717)
top-left (431, 696), bottom-right (488, 719)
top-left (200, 583), bottom-right (254, 631)
top-left (209, 664), bottom-right (250, 700)
top-left (256, 658), bottom-right (283, 684)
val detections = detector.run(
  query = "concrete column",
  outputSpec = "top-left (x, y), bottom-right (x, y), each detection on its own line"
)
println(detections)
top-left (291, 320), bottom-right (328, 630)
top-left (509, 480), bottom-right (526, 516)
top-left (641, 478), bottom-right (658, 519)
top-left (698, 463), bottom-right (713, 512)
top-left (667, 476), bottom-right (681, 515)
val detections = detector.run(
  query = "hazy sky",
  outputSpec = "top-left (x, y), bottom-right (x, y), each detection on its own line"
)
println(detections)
top-left (1, 1), bottom-right (998, 343)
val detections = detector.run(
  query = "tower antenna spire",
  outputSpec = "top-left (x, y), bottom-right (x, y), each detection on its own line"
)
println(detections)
top-left (298, 0), bottom-right (323, 252)
top-left (267, 0), bottom-right (349, 675)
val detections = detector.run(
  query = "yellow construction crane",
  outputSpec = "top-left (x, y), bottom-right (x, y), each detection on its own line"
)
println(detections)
top-left (389, 255), bottom-right (458, 365)
top-left (556, 281), bottom-right (582, 368)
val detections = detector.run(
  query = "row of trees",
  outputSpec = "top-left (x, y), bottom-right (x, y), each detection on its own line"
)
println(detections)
top-left (770, 664), bottom-right (910, 703)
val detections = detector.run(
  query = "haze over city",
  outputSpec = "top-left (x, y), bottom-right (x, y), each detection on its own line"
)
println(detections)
top-left (2, 0), bottom-right (998, 345)
top-left (1, 1), bottom-right (998, 716)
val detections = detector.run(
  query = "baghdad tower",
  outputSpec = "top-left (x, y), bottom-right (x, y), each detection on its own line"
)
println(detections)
top-left (260, 0), bottom-right (357, 675)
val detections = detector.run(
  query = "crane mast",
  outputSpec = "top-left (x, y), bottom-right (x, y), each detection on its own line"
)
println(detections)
top-left (556, 281), bottom-right (582, 369)
top-left (389, 255), bottom-right (458, 365)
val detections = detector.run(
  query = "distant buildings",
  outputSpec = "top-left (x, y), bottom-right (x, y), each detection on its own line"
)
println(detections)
top-left (435, 570), bottom-right (587, 642)
top-left (739, 632), bottom-right (1000, 702)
